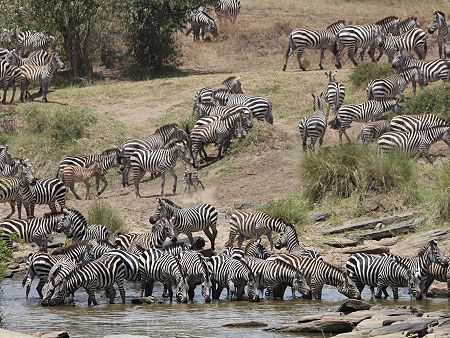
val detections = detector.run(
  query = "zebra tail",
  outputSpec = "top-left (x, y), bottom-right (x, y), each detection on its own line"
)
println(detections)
top-left (282, 35), bottom-right (294, 71)
top-left (266, 101), bottom-right (273, 124)
top-left (55, 167), bottom-right (60, 179)
top-left (366, 85), bottom-right (373, 100)
top-left (22, 259), bottom-right (32, 288)
top-left (302, 127), bottom-right (308, 150)
top-left (328, 115), bottom-right (341, 129)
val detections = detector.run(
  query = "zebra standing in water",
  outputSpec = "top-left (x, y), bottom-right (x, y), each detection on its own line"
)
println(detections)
top-left (18, 163), bottom-right (66, 219)
top-left (193, 76), bottom-right (243, 106)
top-left (282, 20), bottom-right (345, 71)
top-left (375, 28), bottom-right (427, 62)
top-left (358, 120), bottom-right (391, 144)
top-left (298, 93), bottom-right (328, 152)
top-left (19, 53), bottom-right (65, 102)
top-left (390, 114), bottom-right (449, 133)
top-left (366, 67), bottom-right (427, 101)
top-left (325, 70), bottom-right (345, 115)
top-left (186, 9), bottom-right (218, 41)
top-left (56, 208), bottom-right (109, 243)
top-left (378, 126), bottom-right (450, 163)
top-left (129, 140), bottom-right (191, 197)
top-left (178, 250), bottom-right (212, 302)
top-left (149, 198), bottom-right (218, 250)
top-left (330, 99), bottom-right (402, 143)
top-left (214, 0), bottom-right (241, 23)
top-left (226, 210), bottom-right (289, 250)
top-left (422, 263), bottom-right (450, 298)
top-left (274, 223), bottom-right (323, 260)
top-left (0, 177), bottom-right (22, 218)
top-left (427, 11), bottom-right (450, 59)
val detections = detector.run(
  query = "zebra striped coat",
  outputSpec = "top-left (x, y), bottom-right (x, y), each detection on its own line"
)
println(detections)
top-left (358, 120), bottom-right (391, 144)
top-left (193, 104), bottom-right (253, 131)
top-left (390, 114), bottom-right (449, 133)
top-left (244, 239), bottom-right (272, 259)
top-left (325, 70), bottom-right (345, 115)
top-left (41, 256), bottom-right (79, 305)
top-left (193, 76), bottom-right (243, 106)
top-left (274, 224), bottom-right (323, 260)
top-left (0, 59), bottom-right (12, 103)
top-left (375, 28), bottom-right (427, 62)
top-left (56, 208), bottom-right (109, 243)
top-left (427, 11), bottom-right (450, 59)
top-left (214, 0), bottom-right (240, 23)
top-left (299, 93), bottom-right (328, 152)
top-left (179, 250), bottom-right (212, 302)
top-left (397, 16), bottom-right (421, 35)
top-left (0, 177), bottom-right (22, 219)
top-left (60, 161), bottom-right (105, 200)
top-left (186, 9), bottom-right (218, 41)
top-left (182, 163), bottom-right (204, 196)
top-left (103, 249), bottom-right (141, 282)
top-left (16, 28), bottom-right (56, 56)
top-left (8, 49), bottom-right (51, 67)
top-left (422, 262), bottom-right (450, 298)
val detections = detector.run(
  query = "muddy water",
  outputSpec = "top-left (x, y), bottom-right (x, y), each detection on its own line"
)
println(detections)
top-left (1, 276), bottom-right (449, 338)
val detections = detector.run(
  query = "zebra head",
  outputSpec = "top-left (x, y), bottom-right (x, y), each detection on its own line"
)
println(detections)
top-left (246, 271), bottom-right (261, 302)
top-left (56, 208), bottom-right (87, 238)
top-left (48, 53), bottom-right (65, 70)
top-left (407, 269), bottom-right (422, 300)
top-left (198, 254), bottom-right (212, 303)
top-left (240, 107), bottom-right (253, 131)
top-left (206, 20), bottom-right (219, 38)
top-left (174, 257), bottom-right (189, 303)
top-left (152, 217), bottom-right (175, 240)
top-left (338, 271), bottom-right (361, 300)
top-left (293, 268), bottom-right (311, 297)
top-left (149, 198), bottom-right (174, 224)
top-left (412, 67), bottom-right (428, 88)
top-left (0, 145), bottom-right (14, 166)
top-left (374, 29), bottom-right (386, 48)
top-left (391, 47), bottom-right (408, 70)
top-left (17, 162), bottom-right (36, 186)
top-left (244, 238), bottom-right (271, 259)
top-left (427, 11), bottom-right (446, 34)
top-left (422, 239), bottom-right (449, 267)
top-left (224, 76), bottom-right (243, 94)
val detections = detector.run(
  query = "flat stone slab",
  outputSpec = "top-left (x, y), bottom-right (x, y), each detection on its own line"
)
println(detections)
top-left (338, 245), bottom-right (390, 255)
top-left (324, 237), bottom-right (358, 248)
top-left (266, 319), bottom-right (354, 334)
top-left (0, 329), bottom-right (34, 338)
top-left (337, 300), bottom-right (371, 313)
top-left (358, 218), bottom-right (422, 241)
top-left (223, 321), bottom-right (268, 328)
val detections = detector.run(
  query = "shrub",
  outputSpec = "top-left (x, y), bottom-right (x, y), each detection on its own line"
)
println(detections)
top-left (0, 238), bottom-right (12, 277)
top-left (402, 84), bottom-right (450, 120)
top-left (49, 107), bottom-right (97, 145)
top-left (88, 201), bottom-right (126, 234)
top-left (264, 193), bottom-right (310, 225)
top-left (431, 162), bottom-right (450, 223)
top-left (349, 62), bottom-right (394, 87)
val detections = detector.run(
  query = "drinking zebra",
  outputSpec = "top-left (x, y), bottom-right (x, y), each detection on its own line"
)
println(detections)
top-left (182, 162), bottom-right (204, 196)
top-left (18, 163), bottom-right (66, 218)
top-left (244, 239), bottom-right (272, 259)
top-left (358, 120), bottom-right (391, 144)
top-left (375, 28), bottom-right (427, 62)
top-left (41, 257), bottom-right (79, 305)
top-left (56, 208), bottom-right (109, 243)
top-left (0, 177), bottom-right (22, 219)
top-left (378, 126), bottom-right (450, 164)
top-left (60, 160), bottom-right (106, 200)
top-left (268, 253), bottom-right (361, 300)
top-left (366, 67), bottom-right (427, 101)
top-left (274, 223), bottom-right (323, 260)
top-left (427, 10), bottom-right (450, 59)
top-left (214, 0), bottom-right (241, 23)
top-left (226, 210), bottom-right (290, 250)
top-left (186, 9), bottom-right (218, 41)
top-left (330, 99), bottom-right (402, 143)
top-left (282, 20), bottom-right (345, 71)
top-left (390, 114), bottom-right (449, 133)
top-left (299, 93), bottom-right (328, 152)
top-left (19, 53), bottom-right (65, 103)
top-left (193, 76), bottom-right (243, 106)
top-left (325, 70), bottom-right (345, 115)
top-left (179, 250), bottom-right (212, 302)
top-left (129, 140), bottom-right (191, 197)
top-left (102, 249), bottom-right (142, 283)
top-left (15, 28), bottom-right (57, 56)
top-left (422, 262), bottom-right (450, 298)
top-left (346, 253), bottom-right (422, 299)
top-left (149, 198), bottom-right (218, 251)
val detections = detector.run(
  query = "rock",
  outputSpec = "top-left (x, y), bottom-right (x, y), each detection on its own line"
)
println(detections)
top-left (375, 237), bottom-right (399, 246)
top-left (310, 211), bottom-right (331, 222)
top-left (337, 300), bottom-right (371, 314)
top-left (0, 328), bottom-right (35, 337)
top-left (130, 296), bottom-right (162, 304)
top-left (39, 331), bottom-right (70, 338)
top-left (297, 313), bottom-right (343, 324)
top-left (2, 269), bottom-right (13, 278)
top-left (222, 321), bottom-right (268, 328)
top-left (339, 245), bottom-right (390, 255)
top-left (324, 237), bottom-right (358, 248)
top-left (103, 335), bottom-right (151, 338)
top-left (427, 287), bottom-right (449, 298)
top-left (367, 318), bottom-right (438, 337)
top-left (7, 263), bottom-right (19, 269)
top-left (266, 319), bottom-right (354, 333)
top-left (358, 218), bottom-right (422, 241)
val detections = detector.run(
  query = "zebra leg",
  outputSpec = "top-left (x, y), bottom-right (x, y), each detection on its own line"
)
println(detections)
top-left (86, 288), bottom-right (98, 306)
top-left (391, 286), bottom-right (399, 300)
top-left (42, 81), bottom-right (49, 103)
top-left (1, 80), bottom-right (8, 104)
top-left (188, 284), bottom-right (196, 302)
top-left (6, 201), bottom-right (15, 219)
top-left (134, 168), bottom-right (146, 198)
top-left (203, 227), bottom-right (216, 251)
top-left (166, 284), bottom-right (174, 303)
top-left (36, 279), bottom-right (45, 299)
top-left (296, 48), bottom-right (306, 71)
top-left (85, 181), bottom-right (91, 200)
top-left (348, 47), bottom-right (358, 67)
top-left (106, 286), bottom-right (116, 304)
top-left (69, 182), bottom-right (81, 200)
top-left (438, 41), bottom-right (443, 59)
top-left (116, 279), bottom-right (126, 304)
top-left (48, 201), bottom-right (57, 214)
top-left (167, 167), bottom-right (177, 194)
top-left (10, 83), bottom-right (16, 103)
top-left (319, 49), bottom-right (325, 70)
top-left (99, 176), bottom-right (108, 196)
top-left (422, 276), bottom-right (435, 297)
top-left (237, 234), bottom-right (245, 248)
top-left (267, 231), bottom-right (274, 251)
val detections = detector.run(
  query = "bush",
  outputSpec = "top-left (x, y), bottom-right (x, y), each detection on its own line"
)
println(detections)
top-left (402, 84), bottom-right (450, 120)
top-left (88, 201), bottom-right (126, 234)
top-left (264, 193), bottom-right (310, 225)
top-left (431, 162), bottom-right (450, 223)
top-left (349, 62), bottom-right (394, 87)
top-left (0, 238), bottom-right (12, 277)
top-left (49, 107), bottom-right (97, 145)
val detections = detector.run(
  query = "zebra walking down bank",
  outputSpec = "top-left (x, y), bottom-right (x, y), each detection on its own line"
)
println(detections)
top-left (325, 70), bottom-right (345, 115)
top-left (60, 161), bottom-right (105, 200)
top-left (358, 120), bottom-right (391, 144)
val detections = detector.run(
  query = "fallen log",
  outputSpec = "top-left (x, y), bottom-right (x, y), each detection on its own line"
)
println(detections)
top-left (358, 218), bottom-right (422, 241)
top-left (324, 237), bottom-right (359, 248)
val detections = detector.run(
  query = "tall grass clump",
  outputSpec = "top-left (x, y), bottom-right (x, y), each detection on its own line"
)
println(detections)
top-left (49, 107), bottom-right (97, 145)
top-left (0, 238), bottom-right (12, 277)
top-left (264, 193), bottom-right (310, 225)
top-left (429, 162), bottom-right (450, 223)
top-left (402, 84), bottom-right (450, 120)
top-left (349, 62), bottom-right (393, 87)
top-left (88, 201), bottom-right (126, 234)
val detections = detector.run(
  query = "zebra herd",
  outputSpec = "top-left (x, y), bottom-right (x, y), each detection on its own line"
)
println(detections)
top-left (0, 26), bottom-right (62, 103)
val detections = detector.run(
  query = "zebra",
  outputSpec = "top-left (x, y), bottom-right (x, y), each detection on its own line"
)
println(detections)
top-left (0, 177), bottom-right (22, 219)
top-left (392, 47), bottom-right (450, 84)
top-left (244, 239), bottom-right (272, 259)
top-left (149, 198), bottom-right (218, 250)
top-left (60, 160), bottom-right (105, 200)
top-left (390, 114), bottom-right (449, 133)
top-left (422, 262), bottom-right (450, 298)
top-left (0, 29), bottom-right (14, 48)
top-left (125, 219), bottom-right (176, 255)
top-left (57, 148), bottom-right (121, 195)
top-left (378, 126), bottom-right (450, 164)
top-left (0, 156), bottom-right (22, 177)
top-left (212, 91), bottom-right (273, 124)
top-left (330, 98), bottom-right (402, 143)
top-left (15, 28), bottom-right (57, 56)
top-left (346, 253), bottom-right (422, 299)
top-left (22, 241), bottom-right (94, 298)
top-left (0, 212), bottom-right (67, 252)
top-left (427, 10), bottom-right (450, 59)
top-left (245, 256), bottom-right (311, 300)
top-left (226, 210), bottom-right (290, 250)
top-left (366, 67), bottom-right (428, 101)
top-left (222, 246), bottom-right (245, 260)
top-left (19, 53), bottom-right (65, 103)
top-left (193, 104), bottom-right (253, 129)
top-left (182, 162), bottom-right (204, 196)
top-left (299, 93), bottom-right (328, 152)
top-left (268, 253), bottom-right (361, 300)
top-left (178, 250), bottom-right (212, 302)
top-left (43, 254), bottom-right (126, 306)
top-left (102, 249), bottom-right (141, 283)
top-left (375, 28), bottom-right (427, 63)
top-left (17, 163), bottom-right (66, 218)
top-left (207, 254), bottom-right (260, 301)
top-left (186, 9), bottom-right (218, 41)
top-left (138, 248), bottom-right (189, 303)
top-left (0, 59), bottom-right (12, 103)
top-left (325, 70), bottom-right (345, 115)
top-left (56, 208), bottom-right (109, 243)
top-left (397, 16), bottom-right (421, 35)
top-left (274, 223), bottom-right (323, 260)
top-left (282, 20), bottom-right (345, 71)
top-left (358, 120), bottom-right (391, 144)
top-left (214, 0), bottom-right (240, 23)
top-left (129, 140), bottom-right (191, 197)
top-left (41, 256), bottom-right (79, 305)
top-left (193, 76), bottom-right (243, 106)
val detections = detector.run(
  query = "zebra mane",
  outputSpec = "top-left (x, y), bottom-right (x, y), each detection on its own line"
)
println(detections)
top-left (159, 198), bottom-right (182, 209)
top-left (434, 10), bottom-right (446, 18)
top-left (66, 208), bottom-right (88, 227)
top-left (375, 16), bottom-right (399, 25)
top-left (418, 240), bottom-right (436, 256)
top-left (163, 138), bottom-right (186, 149)
top-left (402, 16), bottom-right (417, 22)
top-left (326, 20), bottom-right (345, 30)
top-left (200, 10), bottom-right (215, 22)
top-left (275, 217), bottom-right (294, 228)
top-left (154, 123), bottom-right (179, 136)
top-left (244, 239), bottom-right (260, 253)
top-left (222, 76), bottom-right (239, 84)
top-left (51, 240), bottom-right (90, 255)
top-left (173, 255), bottom-right (187, 279)
top-left (101, 147), bottom-right (120, 156)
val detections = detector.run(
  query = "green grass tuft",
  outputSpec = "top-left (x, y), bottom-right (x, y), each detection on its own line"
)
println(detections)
top-left (88, 201), bottom-right (126, 234)
top-left (264, 193), bottom-right (310, 225)
top-left (430, 162), bottom-right (450, 223)
top-left (0, 238), bottom-right (12, 277)
top-left (349, 62), bottom-right (394, 87)
top-left (402, 84), bottom-right (450, 120)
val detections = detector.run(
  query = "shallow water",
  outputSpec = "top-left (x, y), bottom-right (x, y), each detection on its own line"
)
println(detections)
top-left (1, 276), bottom-right (449, 338)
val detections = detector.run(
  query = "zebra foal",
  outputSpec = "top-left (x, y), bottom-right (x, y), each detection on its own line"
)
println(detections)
top-left (60, 160), bottom-right (105, 200)
top-left (183, 162), bottom-right (204, 196)
top-left (358, 120), bottom-right (391, 144)
top-left (427, 10), bottom-right (450, 59)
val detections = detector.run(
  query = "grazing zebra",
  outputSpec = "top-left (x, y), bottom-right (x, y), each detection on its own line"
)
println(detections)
top-left (346, 253), bottom-right (422, 300)
top-left (139, 248), bottom-right (189, 303)
top-left (182, 162), bottom-right (204, 196)
top-left (226, 210), bottom-right (289, 250)
top-left (56, 208), bottom-right (109, 243)
top-left (330, 99), bottom-right (402, 143)
top-left (186, 9), bottom-right (218, 41)
top-left (17, 164), bottom-right (66, 218)
top-left (213, 91), bottom-right (273, 124)
top-left (207, 254), bottom-right (260, 301)
top-left (214, 0), bottom-right (240, 23)
top-left (358, 120), bottom-right (391, 144)
top-left (366, 67), bottom-right (427, 101)
top-left (22, 241), bottom-right (94, 298)
top-left (274, 223), bottom-right (323, 260)
top-left (15, 28), bottom-right (56, 56)
top-left (193, 104), bottom-right (253, 130)
top-left (193, 76), bottom-right (243, 106)
top-left (422, 262), bottom-right (450, 298)
top-left (19, 53), bottom-right (65, 103)
top-left (299, 93), bottom-right (328, 152)
top-left (397, 16), bottom-right (421, 35)
top-left (427, 10), bottom-right (450, 59)
top-left (179, 250), bottom-right (212, 302)
top-left (282, 20), bottom-right (345, 71)
top-left (244, 239), bottom-right (272, 259)
top-left (130, 140), bottom-right (191, 197)
top-left (149, 198), bottom-right (218, 250)
top-left (245, 256), bottom-right (311, 300)
top-left (60, 160), bottom-right (105, 200)
top-left (378, 126), bottom-right (450, 163)
top-left (0, 212), bottom-right (66, 252)
top-left (375, 28), bottom-right (427, 62)
top-left (103, 249), bottom-right (141, 283)
top-left (392, 47), bottom-right (450, 84)
top-left (44, 255), bottom-right (126, 306)
top-left (0, 177), bottom-right (22, 219)
top-left (325, 70), bottom-right (345, 115)
top-left (391, 114), bottom-right (449, 133)
top-left (269, 253), bottom-right (361, 300)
